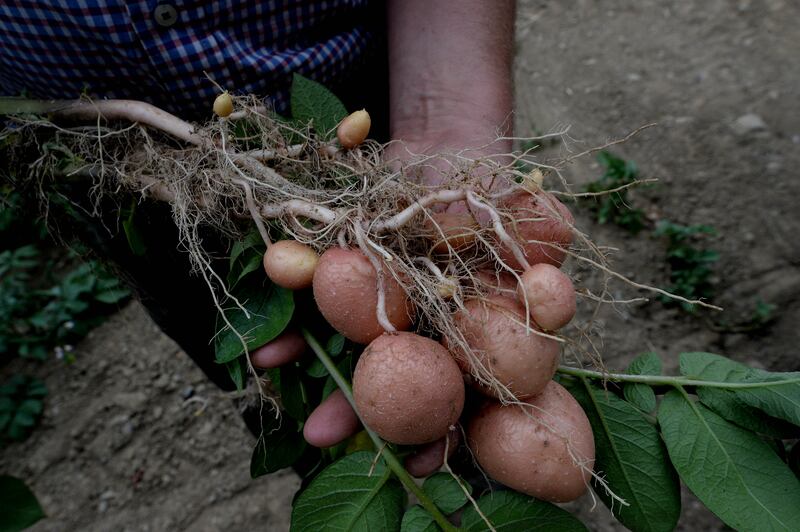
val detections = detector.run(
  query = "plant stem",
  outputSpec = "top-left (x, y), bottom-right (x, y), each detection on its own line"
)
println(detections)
top-left (301, 328), bottom-right (459, 532)
top-left (557, 365), bottom-right (800, 389)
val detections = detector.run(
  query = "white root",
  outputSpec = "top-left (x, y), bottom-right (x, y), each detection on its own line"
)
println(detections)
top-left (466, 191), bottom-right (531, 270)
top-left (353, 223), bottom-right (397, 334)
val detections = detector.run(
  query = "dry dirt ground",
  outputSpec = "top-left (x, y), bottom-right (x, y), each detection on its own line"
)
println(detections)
top-left (3, 0), bottom-right (799, 530)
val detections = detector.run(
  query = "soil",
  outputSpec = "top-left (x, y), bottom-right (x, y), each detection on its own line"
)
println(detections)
top-left (3, 0), bottom-right (799, 530)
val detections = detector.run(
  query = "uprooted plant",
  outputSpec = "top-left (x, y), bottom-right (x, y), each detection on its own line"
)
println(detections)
top-left (1, 76), bottom-right (798, 532)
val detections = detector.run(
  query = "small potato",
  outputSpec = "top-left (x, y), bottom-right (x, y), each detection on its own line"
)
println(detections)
top-left (313, 248), bottom-right (414, 344)
top-left (467, 381), bottom-right (595, 503)
top-left (449, 295), bottom-right (559, 399)
top-left (498, 190), bottom-right (574, 270)
top-left (353, 332), bottom-right (464, 445)
top-left (213, 92), bottom-right (233, 118)
top-left (425, 212), bottom-right (479, 253)
top-left (337, 109), bottom-right (371, 149)
top-left (263, 240), bottom-right (319, 290)
top-left (517, 263), bottom-right (577, 331)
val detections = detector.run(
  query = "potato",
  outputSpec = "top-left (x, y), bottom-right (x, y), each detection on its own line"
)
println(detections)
top-left (449, 295), bottom-right (559, 399)
top-left (467, 381), bottom-right (595, 502)
top-left (425, 212), bottom-right (478, 253)
top-left (352, 332), bottom-right (464, 445)
top-left (263, 240), bottom-right (319, 290)
top-left (213, 92), bottom-right (233, 117)
top-left (313, 248), bottom-right (414, 344)
top-left (517, 263), bottom-right (577, 331)
top-left (497, 190), bottom-right (574, 270)
top-left (337, 109), bottom-right (371, 149)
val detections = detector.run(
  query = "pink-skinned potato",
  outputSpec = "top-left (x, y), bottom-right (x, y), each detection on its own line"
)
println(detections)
top-left (517, 263), bottom-right (577, 331)
top-left (498, 190), bottom-right (574, 270)
top-left (425, 212), bottom-right (479, 253)
top-left (467, 381), bottom-right (595, 503)
top-left (313, 248), bottom-right (414, 344)
top-left (353, 332), bottom-right (464, 445)
top-left (448, 295), bottom-right (560, 399)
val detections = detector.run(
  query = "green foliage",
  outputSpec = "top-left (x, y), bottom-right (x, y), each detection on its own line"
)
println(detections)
top-left (658, 391), bottom-right (800, 530)
top-left (584, 151), bottom-right (646, 233)
top-left (655, 220), bottom-right (718, 311)
top-left (566, 378), bottom-right (681, 532)
top-left (291, 451), bottom-right (406, 531)
top-left (0, 375), bottom-right (46, 442)
top-left (422, 473), bottom-right (471, 515)
top-left (1, 190), bottom-right (129, 365)
top-left (623, 351), bottom-right (660, 413)
top-left (290, 74), bottom-right (348, 140)
top-left (460, 491), bottom-right (587, 531)
top-left (0, 475), bottom-right (44, 532)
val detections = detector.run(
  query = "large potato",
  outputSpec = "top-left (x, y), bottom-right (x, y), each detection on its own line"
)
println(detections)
top-left (467, 381), bottom-right (595, 502)
top-left (313, 248), bottom-right (414, 344)
top-left (449, 295), bottom-right (559, 399)
top-left (498, 190), bottom-right (574, 270)
top-left (353, 332), bottom-right (465, 445)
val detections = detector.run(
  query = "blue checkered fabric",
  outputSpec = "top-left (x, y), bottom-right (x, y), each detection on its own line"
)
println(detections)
top-left (0, 1), bottom-right (374, 117)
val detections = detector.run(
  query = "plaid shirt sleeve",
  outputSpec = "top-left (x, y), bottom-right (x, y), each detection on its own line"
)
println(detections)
top-left (0, 0), bottom-right (375, 116)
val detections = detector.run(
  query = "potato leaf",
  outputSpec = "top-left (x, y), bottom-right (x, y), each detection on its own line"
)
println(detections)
top-left (291, 451), bottom-right (405, 531)
top-left (0, 475), bottom-right (45, 532)
top-left (250, 422), bottom-right (307, 478)
top-left (214, 279), bottom-right (294, 364)
top-left (695, 387), bottom-right (798, 439)
top-left (460, 491), bottom-right (586, 531)
top-left (422, 472), bottom-right (471, 514)
top-left (400, 506), bottom-right (439, 532)
top-left (567, 379), bottom-right (680, 532)
top-left (658, 390), bottom-right (800, 530)
top-left (224, 357), bottom-right (247, 392)
top-left (624, 351), bottom-right (660, 413)
top-left (291, 74), bottom-right (348, 140)
top-left (680, 352), bottom-right (800, 426)
top-left (279, 364), bottom-right (307, 421)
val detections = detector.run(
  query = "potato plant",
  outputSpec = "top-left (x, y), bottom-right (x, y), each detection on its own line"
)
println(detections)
top-left (1, 77), bottom-right (799, 532)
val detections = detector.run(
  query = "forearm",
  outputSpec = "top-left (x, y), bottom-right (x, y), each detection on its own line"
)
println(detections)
top-left (388, 0), bottom-right (515, 149)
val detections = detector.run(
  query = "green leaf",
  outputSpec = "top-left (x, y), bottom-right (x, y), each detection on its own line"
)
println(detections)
top-left (680, 352), bottom-right (800, 426)
top-left (400, 506), bottom-right (439, 532)
top-left (291, 451), bottom-right (405, 531)
top-left (326, 334), bottom-right (346, 357)
top-left (305, 357), bottom-right (329, 378)
top-left (290, 74), bottom-right (348, 140)
top-left (422, 473), bottom-right (470, 514)
top-left (94, 288), bottom-right (130, 304)
top-left (695, 387), bottom-right (798, 439)
top-left (225, 357), bottom-right (247, 392)
top-left (251, 423), bottom-right (308, 478)
top-left (279, 364), bottom-right (306, 421)
top-left (214, 280), bottom-right (294, 364)
top-left (0, 475), bottom-right (45, 532)
top-left (624, 352), bottom-right (660, 413)
top-left (227, 229), bottom-right (266, 288)
top-left (566, 379), bottom-right (680, 532)
top-left (460, 491), bottom-right (586, 531)
top-left (121, 199), bottom-right (147, 256)
top-left (658, 390), bottom-right (800, 531)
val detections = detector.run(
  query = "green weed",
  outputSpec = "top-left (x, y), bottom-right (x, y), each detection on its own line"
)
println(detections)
top-left (584, 151), bottom-right (646, 233)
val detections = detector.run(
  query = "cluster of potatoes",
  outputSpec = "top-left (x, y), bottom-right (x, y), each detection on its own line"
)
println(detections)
top-left (257, 107), bottom-right (594, 502)
top-left (262, 185), bottom-right (595, 503)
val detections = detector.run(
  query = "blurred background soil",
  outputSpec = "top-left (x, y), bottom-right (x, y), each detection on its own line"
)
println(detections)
top-left (2, 0), bottom-right (798, 530)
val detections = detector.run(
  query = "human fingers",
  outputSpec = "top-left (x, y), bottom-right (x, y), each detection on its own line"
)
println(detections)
top-left (303, 389), bottom-right (361, 448)
top-left (249, 329), bottom-right (307, 369)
